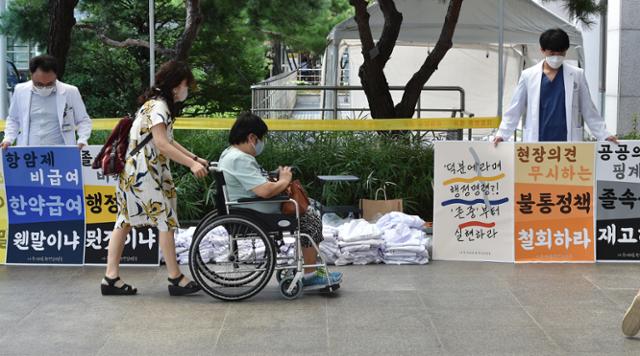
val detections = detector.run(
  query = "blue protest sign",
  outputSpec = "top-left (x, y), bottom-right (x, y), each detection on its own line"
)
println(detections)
top-left (3, 147), bottom-right (85, 265)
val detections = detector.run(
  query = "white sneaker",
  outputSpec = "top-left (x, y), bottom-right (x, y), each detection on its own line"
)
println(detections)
top-left (622, 293), bottom-right (640, 337)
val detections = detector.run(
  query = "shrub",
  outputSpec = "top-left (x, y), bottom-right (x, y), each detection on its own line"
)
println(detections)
top-left (91, 130), bottom-right (435, 222)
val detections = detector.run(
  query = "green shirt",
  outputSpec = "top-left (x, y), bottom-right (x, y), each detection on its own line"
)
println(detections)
top-left (218, 146), bottom-right (279, 214)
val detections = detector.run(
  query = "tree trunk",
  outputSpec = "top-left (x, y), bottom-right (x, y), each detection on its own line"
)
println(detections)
top-left (350, 0), bottom-right (464, 120)
top-left (395, 0), bottom-right (463, 118)
top-left (271, 40), bottom-right (283, 76)
top-left (349, 0), bottom-right (401, 118)
top-left (174, 0), bottom-right (203, 61)
top-left (47, 0), bottom-right (79, 79)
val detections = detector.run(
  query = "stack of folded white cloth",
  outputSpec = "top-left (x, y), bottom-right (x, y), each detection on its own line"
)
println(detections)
top-left (319, 224), bottom-right (340, 264)
top-left (334, 219), bottom-right (384, 265)
top-left (376, 212), bottom-right (430, 264)
top-left (166, 225), bottom-right (232, 264)
top-left (171, 227), bottom-right (196, 264)
top-left (276, 234), bottom-right (296, 265)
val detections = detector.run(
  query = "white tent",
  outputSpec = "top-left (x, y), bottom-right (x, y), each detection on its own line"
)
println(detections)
top-left (322, 0), bottom-right (583, 121)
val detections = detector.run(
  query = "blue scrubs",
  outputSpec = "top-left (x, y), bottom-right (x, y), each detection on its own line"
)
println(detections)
top-left (538, 66), bottom-right (567, 141)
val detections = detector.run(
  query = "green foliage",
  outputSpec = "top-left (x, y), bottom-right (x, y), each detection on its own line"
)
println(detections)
top-left (158, 130), bottom-right (434, 222)
top-left (89, 128), bottom-right (434, 222)
top-left (0, 0), bottom-right (48, 44)
top-left (543, 0), bottom-right (605, 26)
top-left (65, 35), bottom-right (145, 117)
top-left (247, 0), bottom-right (353, 55)
top-left (186, 0), bottom-right (267, 115)
top-left (0, 0), bottom-right (353, 116)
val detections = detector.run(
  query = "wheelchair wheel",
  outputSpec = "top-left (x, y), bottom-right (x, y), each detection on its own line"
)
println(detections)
top-left (275, 268), bottom-right (294, 283)
top-left (279, 276), bottom-right (303, 300)
top-left (191, 209), bottom-right (266, 287)
top-left (191, 225), bottom-right (269, 288)
top-left (193, 209), bottom-right (219, 236)
top-left (189, 215), bottom-right (276, 301)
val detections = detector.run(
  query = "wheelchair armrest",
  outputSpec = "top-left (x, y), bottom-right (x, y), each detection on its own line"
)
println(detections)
top-left (236, 195), bottom-right (289, 203)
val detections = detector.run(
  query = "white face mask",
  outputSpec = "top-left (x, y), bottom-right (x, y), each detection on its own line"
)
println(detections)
top-left (254, 139), bottom-right (265, 156)
top-left (33, 85), bottom-right (55, 97)
top-left (175, 86), bottom-right (188, 102)
top-left (545, 55), bottom-right (564, 69)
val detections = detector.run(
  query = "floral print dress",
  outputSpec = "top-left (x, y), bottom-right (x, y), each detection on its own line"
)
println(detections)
top-left (115, 98), bottom-right (179, 232)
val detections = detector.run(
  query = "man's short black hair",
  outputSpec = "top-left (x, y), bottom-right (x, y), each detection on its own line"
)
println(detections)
top-left (29, 55), bottom-right (58, 74)
top-left (228, 112), bottom-right (268, 145)
top-left (539, 28), bottom-right (570, 52)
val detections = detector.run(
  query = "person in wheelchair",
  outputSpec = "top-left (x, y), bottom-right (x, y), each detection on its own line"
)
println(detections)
top-left (218, 112), bottom-right (343, 288)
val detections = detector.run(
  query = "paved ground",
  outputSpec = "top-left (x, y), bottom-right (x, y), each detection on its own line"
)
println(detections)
top-left (2, 262), bottom-right (640, 355)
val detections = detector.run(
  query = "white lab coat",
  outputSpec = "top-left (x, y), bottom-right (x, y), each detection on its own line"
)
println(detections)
top-left (496, 61), bottom-right (611, 142)
top-left (3, 80), bottom-right (92, 146)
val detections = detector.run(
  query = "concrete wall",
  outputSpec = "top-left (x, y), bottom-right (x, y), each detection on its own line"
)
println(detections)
top-left (607, 0), bottom-right (640, 135)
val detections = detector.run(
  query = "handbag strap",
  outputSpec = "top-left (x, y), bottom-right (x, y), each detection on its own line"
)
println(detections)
top-left (128, 134), bottom-right (153, 157)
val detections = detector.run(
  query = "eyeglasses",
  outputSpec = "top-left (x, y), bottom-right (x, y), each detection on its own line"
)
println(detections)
top-left (33, 80), bottom-right (56, 89)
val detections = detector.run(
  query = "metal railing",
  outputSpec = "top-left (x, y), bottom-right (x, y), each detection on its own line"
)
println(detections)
top-left (296, 68), bottom-right (322, 85)
top-left (251, 71), bottom-right (298, 120)
top-left (250, 84), bottom-right (475, 138)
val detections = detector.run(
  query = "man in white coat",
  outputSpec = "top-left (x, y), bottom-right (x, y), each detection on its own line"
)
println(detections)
top-left (1, 55), bottom-right (92, 149)
top-left (493, 28), bottom-right (617, 145)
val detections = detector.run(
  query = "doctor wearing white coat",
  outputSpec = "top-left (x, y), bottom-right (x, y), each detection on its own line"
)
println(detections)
top-left (494, 28), bottom-right (617, 145)
top-left (1, 55), bottom-right (92, 149)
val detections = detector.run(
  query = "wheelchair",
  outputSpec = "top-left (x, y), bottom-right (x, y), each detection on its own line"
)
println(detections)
top-left (188, 162), bottom-right (340, 301)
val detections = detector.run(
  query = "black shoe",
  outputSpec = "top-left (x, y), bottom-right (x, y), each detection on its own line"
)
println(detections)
top-left (101, 276), bottom-right (137, 296)
top-left (168, 273), bottom-right (201, 296)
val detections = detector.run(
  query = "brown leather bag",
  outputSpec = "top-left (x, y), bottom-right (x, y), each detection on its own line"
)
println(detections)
top-left (281, 179), bottom-right (310, 215)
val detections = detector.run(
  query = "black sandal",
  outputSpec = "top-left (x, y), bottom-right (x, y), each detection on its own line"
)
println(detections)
top-left (168, 274), bottom-right (201, 296)
top-left (101, 276), bottom-right (137, 296)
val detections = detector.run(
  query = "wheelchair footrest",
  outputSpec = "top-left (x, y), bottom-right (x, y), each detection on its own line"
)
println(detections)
top-left (304, 283), bottom-right (340, 293)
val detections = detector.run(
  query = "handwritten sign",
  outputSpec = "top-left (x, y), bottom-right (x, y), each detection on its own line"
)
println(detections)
top-left (433, 142), bottom-right (515, 262)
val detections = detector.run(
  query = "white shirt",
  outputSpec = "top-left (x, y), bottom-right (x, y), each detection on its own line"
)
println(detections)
top-left (28, 90), bottom-right (65, 145)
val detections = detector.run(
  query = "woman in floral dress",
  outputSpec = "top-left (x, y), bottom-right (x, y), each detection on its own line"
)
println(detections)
top-left (101, 61), bottom-right (208, 296)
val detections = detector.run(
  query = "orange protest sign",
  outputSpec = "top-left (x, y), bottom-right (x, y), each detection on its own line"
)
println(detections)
top-left (514, 143), bottom-right (595, 263)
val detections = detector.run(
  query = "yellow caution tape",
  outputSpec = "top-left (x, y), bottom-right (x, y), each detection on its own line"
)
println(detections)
top-left (0, 117), bottom-right (501, 131)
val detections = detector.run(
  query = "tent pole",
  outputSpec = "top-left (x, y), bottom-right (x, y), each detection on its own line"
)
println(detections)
top-left (149, 0), bottom-right (155, 87)
top-left (332, 40), bottom-right (339, 120)
top-left (497, 0), bottom-right (505, 118)
top-left (598, 2), bottom-right (607, 117)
